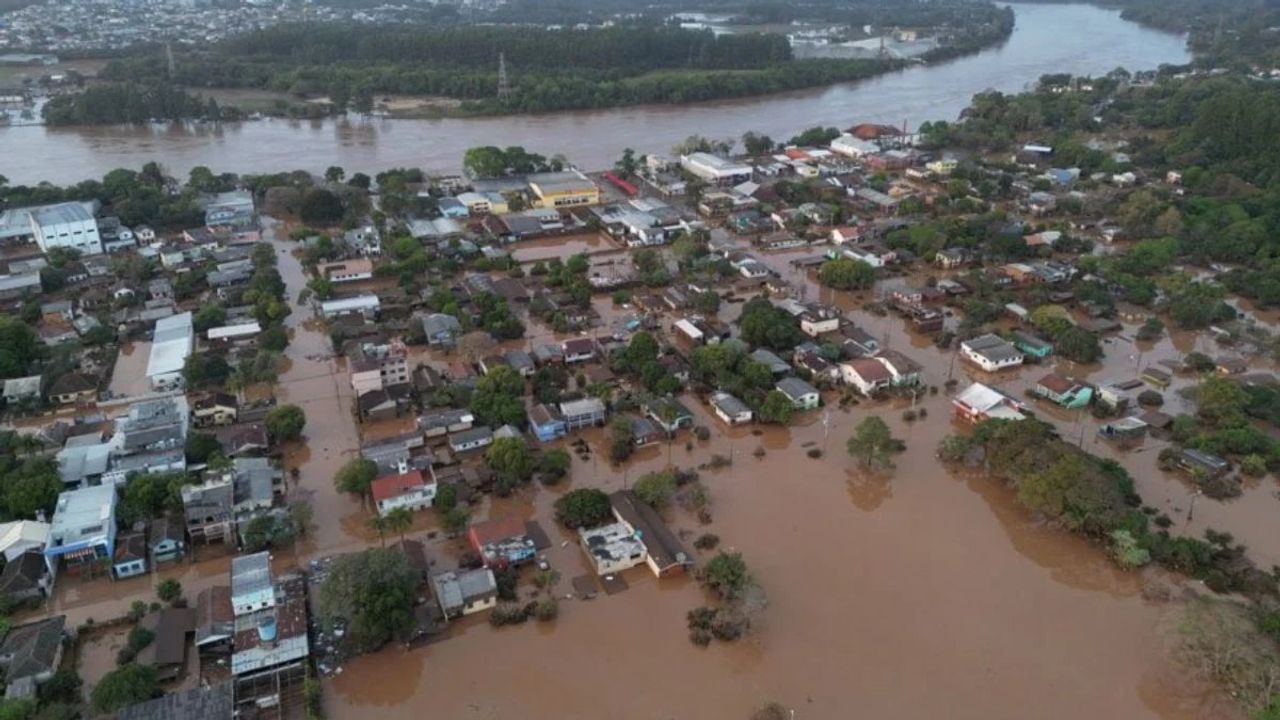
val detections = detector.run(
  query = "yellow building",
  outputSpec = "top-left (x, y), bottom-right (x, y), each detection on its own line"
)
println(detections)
top-left (527, 170), bottom-right (600, 209)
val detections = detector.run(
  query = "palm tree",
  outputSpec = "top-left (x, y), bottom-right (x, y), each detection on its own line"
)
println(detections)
top-left (385, 506), bottom-right (414, 545)
top-left (367, 514), bottom-right (389, 548)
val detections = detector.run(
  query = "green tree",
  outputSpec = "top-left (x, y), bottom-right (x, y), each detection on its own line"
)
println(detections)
top-left (537, 448), bottom-right (572, 482)
top-left (91, 665), bottom-right (160, 714)
top-left (702, 551), bottom-right (749, 599)
top-left (156, 578), bottom-right (182, 603)
top-left (191, 303), bottom-right (226, 332)
top-left (757, 390), bottom-right (795, 425)
top-left (485, 437), bottom-right (535, 486)
top-left (1054, 327), bottom-right (1102, 363)
top-left (264, 404), bottom-right (306, 442)
top-left (741, 131), bottom-right (774, 156)
top-left (818, 258), bottom-right (876, 290)
top-left (634, 471), bottom-right (677, 509)
top-left (299, 187), bottom-right (344, 224)
top-left (384, 506), bottom-right (414, 544)
top-left (553, 488), bottom-right (612, 528)
top-left (1197, 375), bottom-right (1250, 428)
top-left (335, 457), bottom-right (378, 502)
top-left (317, 548), bottom-right (418, 651)
top-left (846, 416), bottom-right (897, 469)
top-left (469, 366), bottom-right (527, 427)
top-left (442, 506), bottom-right (470, 535)
top-left (325, 165), bottom-right (345, 183)
top-left (0, 316), bottom-right (43, 378)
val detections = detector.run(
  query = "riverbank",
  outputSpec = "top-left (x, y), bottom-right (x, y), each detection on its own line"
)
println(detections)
top-left (0, 4), bottom-right (1190, 186)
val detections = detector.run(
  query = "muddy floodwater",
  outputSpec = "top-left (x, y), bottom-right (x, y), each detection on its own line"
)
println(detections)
top-left (324, 393), bottom-right (1231, 720)
top-left (0, 4), bottom-right (1190, 185)
top-left (321, 247), bottom-right (1256, 718)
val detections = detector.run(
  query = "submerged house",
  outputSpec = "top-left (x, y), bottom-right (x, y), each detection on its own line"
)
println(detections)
top-left (1033, 373), bottom-right (1092, 409)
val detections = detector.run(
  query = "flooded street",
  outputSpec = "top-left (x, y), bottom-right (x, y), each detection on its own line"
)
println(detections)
top-left (267, 218), bottom-right (369, 555)
top-left (0, 4), bottom-right (1190, 185)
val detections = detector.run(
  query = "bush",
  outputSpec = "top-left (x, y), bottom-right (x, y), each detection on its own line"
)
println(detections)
top-left (533, 597), bottom-right (559, 622)
top-left (689, 627), bottom-right (713, 646)
top-left (701, 552), bottom-right (750, 600)
top-left (753, 703), bottom-right (790, 720)
top-left (1240, 454), bottom-right (1266, 477)
top-left (693, 533), bottom-right (720, 551)
top-left (489, 603), bottom-right (530, 626)
top-left (806, 448), bottom-right (822, 458)
top-left (156, 578), bottom-right (182, 604)
top-left (634, 471), bottom-right (677, 509)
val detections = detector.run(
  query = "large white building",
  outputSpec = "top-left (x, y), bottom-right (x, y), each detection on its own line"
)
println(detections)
top-left (30, 202), bottom-right (102, 255)
top-left (147, 312), bottom-right (194, 391)
top-left (680, 152), bottom-right (753, 186)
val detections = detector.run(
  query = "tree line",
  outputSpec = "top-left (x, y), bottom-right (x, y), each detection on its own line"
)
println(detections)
top-left (42, 83), bottom-right (233, 126)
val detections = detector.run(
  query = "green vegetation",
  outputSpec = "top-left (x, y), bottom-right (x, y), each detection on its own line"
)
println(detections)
top-left (317, 548), bottom-right (419, 651)
top-left (91, 665), bottom-right (160, 714)
top-left (553, 488), bottom-right (612, 528)
top-left (634, 471), bottom-right (677, 509)
top-left (701, 551), bottom-right (750, 600)
top-left (484, 437), bottom-right (535, 495)
top-left (818, 258), bottom-right (876, 290)
top-left (334, 457), bottom-right (378, 502)
top-left (738, 298), bottom-right (804, 351)
top-left (469, 366), bottom-right (527, 428)
top-left (43, 83), bottom-right (231, 125)
top-left (846, 416), bottom-right (900, 469)
top-left (0, 433), bottom-right (61, 521)
top-left (264, 404), bottom-right (307, 442)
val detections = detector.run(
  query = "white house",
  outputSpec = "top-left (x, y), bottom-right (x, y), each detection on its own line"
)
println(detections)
top-left (960, 334), bottom-right (1024, 372)
top-left (579, 522), bottom-right (647, 575)
top-left (30, 202), bottom-right (102, 255)
top-left (841, 358), bottom-right (893, 395)
top-left (953, 382), bottom-right (1027, 423)
top-left (710, 392), bottom-right (753, 425)
top-left (320, 295), bottom-right (379, 320)
top-left (680, 153), bottom-right (753, 186)
top-left (776, 377), bottom-right (820, 410)
top-left (371, 470), bottom-right (436, 516)
top-left (830, 133), bottom-right (879, 158)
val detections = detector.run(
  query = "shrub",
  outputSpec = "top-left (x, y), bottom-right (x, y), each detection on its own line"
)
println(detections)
top-left (1137, 389), bottom-right (1164, 407)
top-left (533, 598), bottom-right (559, 622)
top-left (806, 448), bottom-right (822, 458)
top-left (156, 578), bottom-right (182, 604)
top-left (489, 603), bottom-right (530, 626)
top-left (693, 533), bottom-right (720, 551)
top-left (1240, 454), bottom-right (1266, 478)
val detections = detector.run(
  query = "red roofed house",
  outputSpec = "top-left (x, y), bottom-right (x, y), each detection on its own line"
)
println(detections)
top-left (840, 357), bottom-right (893, 395)
top-left (372, 470), bottom-right (437, 517)
top-left (467, 515), bottom-right (536, 568)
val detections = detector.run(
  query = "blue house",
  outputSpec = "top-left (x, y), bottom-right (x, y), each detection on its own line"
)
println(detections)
top-left (528, 403), bottom-right (567, 442)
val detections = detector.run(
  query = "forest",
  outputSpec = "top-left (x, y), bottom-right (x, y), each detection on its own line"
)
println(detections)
top-left (87, 3), bottom-right (1012, 119)
top-left (42, 83), bottom-right (232, 126)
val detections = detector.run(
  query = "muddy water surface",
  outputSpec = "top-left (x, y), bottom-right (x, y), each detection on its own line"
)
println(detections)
top-left (326, 390), bottom-right (1231, 719)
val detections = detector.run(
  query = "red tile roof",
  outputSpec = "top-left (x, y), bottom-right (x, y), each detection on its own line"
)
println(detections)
top-left (468, 515), bottom-right (528, 546)
top-left (371, 471), bottom-right (428, 504)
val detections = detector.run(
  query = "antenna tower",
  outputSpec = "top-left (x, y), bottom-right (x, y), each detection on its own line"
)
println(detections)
top-left (497, 52), bottom-right (511, 99)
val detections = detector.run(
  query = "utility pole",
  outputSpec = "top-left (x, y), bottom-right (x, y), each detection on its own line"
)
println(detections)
top-left (166, 42), bottom-right (176, 80)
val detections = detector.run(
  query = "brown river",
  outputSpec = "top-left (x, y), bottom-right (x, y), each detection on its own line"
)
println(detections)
top-left (0, 3), bottom-right (1189, 186)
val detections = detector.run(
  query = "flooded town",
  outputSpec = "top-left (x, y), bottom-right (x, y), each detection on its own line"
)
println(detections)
top-left (1, 1), bottom-right (1280, 719)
